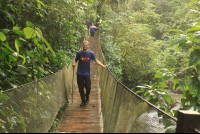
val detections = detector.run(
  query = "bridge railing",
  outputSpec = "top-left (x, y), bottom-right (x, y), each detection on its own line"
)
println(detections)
top-left (0, 58), bottom-right (77, 132)
top-left (94, 30), bottom-right (177, 133)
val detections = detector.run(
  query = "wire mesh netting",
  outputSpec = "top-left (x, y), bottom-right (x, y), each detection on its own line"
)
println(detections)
top-left (94, 31), bottom-right (177, 133)
top-left (0, 61), bottom-right (77, 133)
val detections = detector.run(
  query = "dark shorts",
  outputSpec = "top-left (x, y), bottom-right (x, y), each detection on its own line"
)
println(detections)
top-left (90, 32), bottom-right (95, 37)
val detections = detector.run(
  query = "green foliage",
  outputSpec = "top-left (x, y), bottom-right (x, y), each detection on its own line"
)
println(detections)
top-left (0, 20), bottom-right (55, 90)
top-left (0, 0), bottom-right (98, 132)
top-left (136, 68), bottom-right (176, 116)
top-left (100, 2), bottom-right (167, 89)
top-left (140, 17), bottom-right (200, 116)
top-left (169, 21), bottom-right (200, 113)
top-left (0, 0), bottom-right (96, 91)
top-left (100, 0), bottom-right (195, 97)
top-left (99, 0), bottom-right (200, 119)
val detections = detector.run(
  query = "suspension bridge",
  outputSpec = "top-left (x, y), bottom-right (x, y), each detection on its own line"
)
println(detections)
top-left (0, 30), bottom-right (183, 133)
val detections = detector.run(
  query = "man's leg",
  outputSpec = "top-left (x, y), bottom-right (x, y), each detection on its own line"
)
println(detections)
top-left (84, 75), bottom-right (91, 103)
top-left (77, 75), bottom-right (86, 106)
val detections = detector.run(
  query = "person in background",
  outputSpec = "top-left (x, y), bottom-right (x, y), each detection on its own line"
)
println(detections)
top-left (73, 40), bottom-right (108, 106)
top-left (89, 23), bottom-right (98, 41)
top-left (90, 17), bottom-right (93, 24)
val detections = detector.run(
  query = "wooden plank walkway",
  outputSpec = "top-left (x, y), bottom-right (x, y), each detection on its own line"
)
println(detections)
top-left (55, 38), bottom-right (103, 133)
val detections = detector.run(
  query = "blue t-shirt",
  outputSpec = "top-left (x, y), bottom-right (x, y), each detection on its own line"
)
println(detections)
top-left (90, 26), bottom-right (95, 33)
top-left (75, 50), bottom-right (96, 75)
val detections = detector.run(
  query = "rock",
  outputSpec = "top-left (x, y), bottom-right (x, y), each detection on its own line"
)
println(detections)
top-left (137, 110), bottom-right (165, 133)
top-left (171, 88), bottom-right (183, 94)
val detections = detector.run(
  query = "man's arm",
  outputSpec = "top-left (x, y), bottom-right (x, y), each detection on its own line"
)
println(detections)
top-left (73, 60), bottom-right (77, 68)
top-left (73, 53), bottom-right (79, 67)
top-left (95, 59), bottom-right (108, 68)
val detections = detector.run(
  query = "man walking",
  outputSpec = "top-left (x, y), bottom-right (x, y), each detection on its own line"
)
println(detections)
top-left (73, 40), bottom-right (108, 106)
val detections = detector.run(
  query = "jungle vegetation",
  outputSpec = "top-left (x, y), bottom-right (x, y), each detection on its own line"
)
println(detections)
top-left (1, 0), bottom-right (200, 118)
top-left (99, 0), bottom-right (200, 116)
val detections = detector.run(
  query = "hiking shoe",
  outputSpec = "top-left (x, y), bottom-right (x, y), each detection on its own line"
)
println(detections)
top-left (86, 97), bottom-right (90, 103)
top-left (80, 102), bottom-right (86, 106)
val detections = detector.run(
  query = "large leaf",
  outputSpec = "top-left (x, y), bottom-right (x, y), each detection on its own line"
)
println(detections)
top-left (186, 26), bottom-right (200, 33)
top-left (135, 90), bottom-right (145, 94)
top-left (172, 78), bottom-right (179, 89)
top-left (148, 97), bottom-right (158, 105)
top-left (9, 82), bottom-right (18, 88)
top-left (189, 49), bottom-right (200, 66)
top-left (163, 94), bottom-right (171, 105)
top-left (189, 95), bottom-right (197, 105)
top-left (193, 31), bottom-right (200, 41)
top-left (144, 91), bottom-right (150, 96)
top-left (178, 80), bottom-right (186, 91)
top-left (3, 48), bottom-right (12, 55)
top-left (195, 21), bottom-right (200, 26)
top-left (154, 73), bottom-right (162, 78)
top-left (0, 32), bottom-right (6, 41)
top-left (0, 53), bottom-right (6, 60)
top-left (23, 27), bottom-right (36, 39)
top-left (187, 33), bottom-right (195, 41)
top-left (43, 38), bottom-right (55, 55)
top-left (1, 29), bottom-right (10, 34)
top-left (2, 43), bottom-right (14, 52)
top-left (177, 41), bottom-right (190, 49)
top-left (13, 26), bottom-right (24, 36)
top-left (155, 83), bottom-right (168, 88)
top-left (15, 39), bottom-right (19, 53)
top-left (188, 77), bottom-right (200, 95)
top-left (157, 88), bottom-right (166, 92)
top-left (195, 64), bottom-right (200, 74)
top-left (170, 34), bottom-right (186, 47)
top-left (181, 98), bottom-right (186, 106)
top-left (9, 55), bottom-right (17, 63)
top-left (36, 27), bottom-right (44, 41)
top-left (34, 38), bottom-right (42, 48)
top-left (26, 21), bottom-right (34, 27)
top-left (15, 39), bottom-right (23, 47)
top-left (162, 73), bottom-right (172, 80)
